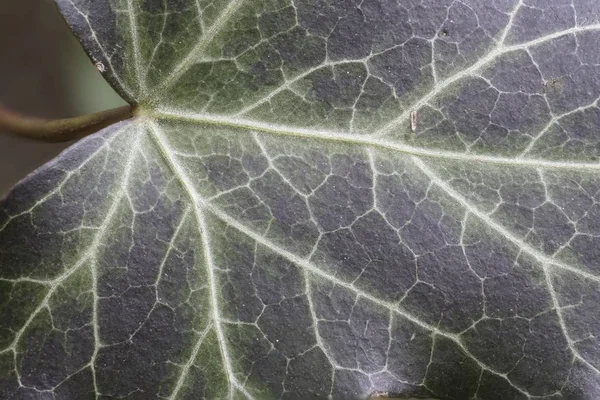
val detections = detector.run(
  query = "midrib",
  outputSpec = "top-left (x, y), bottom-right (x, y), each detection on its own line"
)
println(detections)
top-left (148, 108), bottom-right (600, 172)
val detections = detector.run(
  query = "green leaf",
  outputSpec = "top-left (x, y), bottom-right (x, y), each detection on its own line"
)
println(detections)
top-left (2, 0), bottom-right (600, 398)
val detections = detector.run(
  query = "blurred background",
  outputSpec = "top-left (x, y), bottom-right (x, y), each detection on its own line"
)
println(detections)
top-left (0, 0), bottom-right (125, 196)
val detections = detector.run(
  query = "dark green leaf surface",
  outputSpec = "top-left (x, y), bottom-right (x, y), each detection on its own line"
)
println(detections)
top-left (2, 0), bottom-right (600, 398)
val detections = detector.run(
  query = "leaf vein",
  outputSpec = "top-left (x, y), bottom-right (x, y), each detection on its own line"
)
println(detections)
top-left (152, 110), bottom-right (600, 171)
top-left (147, 121), bottom-right (254, 400)
top-left (409, 156), bottom-right (600, 284)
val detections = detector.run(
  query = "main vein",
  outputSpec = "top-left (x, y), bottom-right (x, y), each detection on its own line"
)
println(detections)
top-left (147, 121), bottom-right (254, 400)
top-left (152, 109), bottom-right (600, 171)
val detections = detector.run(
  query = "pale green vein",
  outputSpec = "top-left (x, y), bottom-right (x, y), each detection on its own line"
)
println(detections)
top-left (150, 0), bottom-right (248, 96)
top-left (235, 58), bottom-right (367, 117)
top-left (0, 130), bottom-right (121, 234)
top-left (0, 124), bottom-right (140, 395)
top-left (147, 121), bottom-right (254, 400)
top-left (409, 156), bottom-right (600, 284)
top-left (542, 262), bottom-right (600, 377)
top-left (65, 0), bottom-right (132, 98)
top-left (498, 0), bottom-right (523, 46)
top-left (169, 322), bottom-right (214, 400)
top-left (126, 205), bottom-right (194, 344)
top-left (200, 199), bottom-right (531, 397)
top-left (194, 0), bottom-right (206, 32)
top-left (88, 124), bottom-right (141, 397)
top-left (374, 23), bottom-right (600, 137)
top-left (518, 98), bottom-right (600, 158)
top-left (152, 109), bottom-right (600, 171)
top-left (125, 0), bottom-right (145, 94)
top-left (197, 207), bottom-right (249, 400)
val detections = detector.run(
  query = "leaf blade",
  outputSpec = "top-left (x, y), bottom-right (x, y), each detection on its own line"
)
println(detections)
top-left (4, 0), bottom-right (600, 398)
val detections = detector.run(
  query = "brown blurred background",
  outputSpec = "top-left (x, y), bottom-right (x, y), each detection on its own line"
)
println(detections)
top-left (0, 0), bottom-right (125, 196)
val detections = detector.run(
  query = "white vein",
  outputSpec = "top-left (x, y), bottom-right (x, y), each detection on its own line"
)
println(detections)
top-left (302, 269), bottom-right (343, 376)
top-left (169, 322), bottom-right (214, 400)
top-left (125, 0), bottom-right (145, 95)
top-left (542, 262), bottom-right (600, 377)
top-left (235, 58), bottom-right (367, 117)
top-left (141, 121), bottom-right (534, 396)
top-left (65, 0), bottom-right (132, 98)
top-left (147, 121), bottom-right (254, 400)
top-left (0, 124), bottom-right (140, 396)
top-left (200, 197), bottom-right (531, 397)
top-left (374, 23), bottom-right (600, 137)
top-left (153, 207), bottom-right (192, 295)
top-left (498, 0), bottom-right (523, 46)
top-left (409, 156), bottom-right (600, 283)
top-left (0, 131), bottom-right (121, 233)
top-left (151, 0), bottom-right (247, 95)
top-left (88, 125), bottom-right (141, 396)
top-left (409, 154), bottom-right (600, 378)
top-left (127, 206), bottom-right (195, 343)
top-left (153, 109), bottom-right (600, 172)
top-left (518, 99), bottom-right (600, 158)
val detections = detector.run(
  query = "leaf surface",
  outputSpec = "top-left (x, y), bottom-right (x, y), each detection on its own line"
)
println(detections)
top-left (2, 0), bottom-right (600, 398)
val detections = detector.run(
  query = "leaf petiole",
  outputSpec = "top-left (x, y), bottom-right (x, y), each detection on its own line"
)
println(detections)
top-left (0, 104), bottom-right (133, 142)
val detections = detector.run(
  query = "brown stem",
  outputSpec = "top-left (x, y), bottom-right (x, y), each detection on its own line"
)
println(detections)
top-left (0, 104), bottom-right (133, 143)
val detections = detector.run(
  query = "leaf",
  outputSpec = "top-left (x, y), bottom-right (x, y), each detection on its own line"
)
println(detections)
top-left (2, 0), bottom-right (600, 398)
